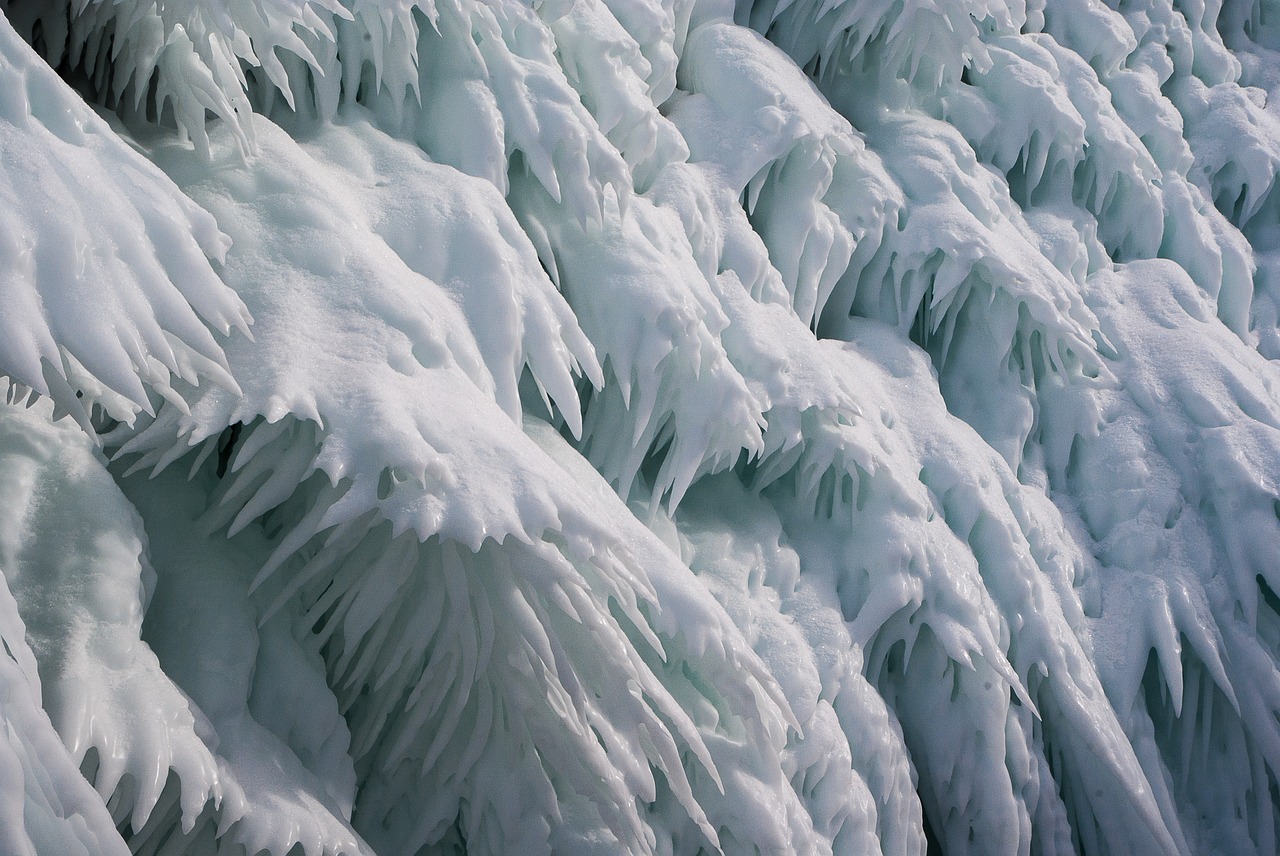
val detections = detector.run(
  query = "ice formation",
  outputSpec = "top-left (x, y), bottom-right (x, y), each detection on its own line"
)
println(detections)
top-left (2, 0), bottom-right (1280, 851)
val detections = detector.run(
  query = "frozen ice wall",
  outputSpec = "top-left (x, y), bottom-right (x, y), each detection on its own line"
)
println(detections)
top-left (1, 0), bottom-right (1280, 852)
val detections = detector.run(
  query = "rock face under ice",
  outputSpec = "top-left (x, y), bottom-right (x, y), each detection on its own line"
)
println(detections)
top-left (2, 0), bottom-right (1280, 853)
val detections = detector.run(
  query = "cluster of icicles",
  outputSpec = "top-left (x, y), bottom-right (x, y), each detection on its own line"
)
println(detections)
top-left (2, 0), bottom-right (1280, 852)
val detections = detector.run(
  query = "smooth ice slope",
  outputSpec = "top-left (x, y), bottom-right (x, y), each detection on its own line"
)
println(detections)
top-left (2, 0), bottom-right (1280, 853)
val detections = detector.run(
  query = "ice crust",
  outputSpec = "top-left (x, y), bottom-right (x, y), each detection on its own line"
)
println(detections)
top-left (2, 0), bottom-right (1280, 853)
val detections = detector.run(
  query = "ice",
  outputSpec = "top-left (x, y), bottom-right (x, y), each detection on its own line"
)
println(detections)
top-left (0, 489), bottom-right (131, 856)
top-left (118, 466), bottom-right (369, 856)
top-left (1037, 260), bottom-right (1280, 851)
top-left (103, 109), bottom-right (801, 853)
top-left (0, 395), bottom-right (222, 834)
top-left (3, 0), bottom-right (1280, 853)
top-left (0, 11), bottom-right (248, 425)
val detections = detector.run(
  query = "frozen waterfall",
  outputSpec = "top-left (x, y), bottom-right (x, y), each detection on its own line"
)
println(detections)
top-left (2, 0), bottom-right (1280, 853)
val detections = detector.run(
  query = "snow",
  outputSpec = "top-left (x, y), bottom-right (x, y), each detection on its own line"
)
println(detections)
top-left (2, 0), bottom-right (1280, 853)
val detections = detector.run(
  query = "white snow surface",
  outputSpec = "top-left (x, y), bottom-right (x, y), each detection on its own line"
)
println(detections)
top-left (2, 0), bottom-right (1280, 853)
